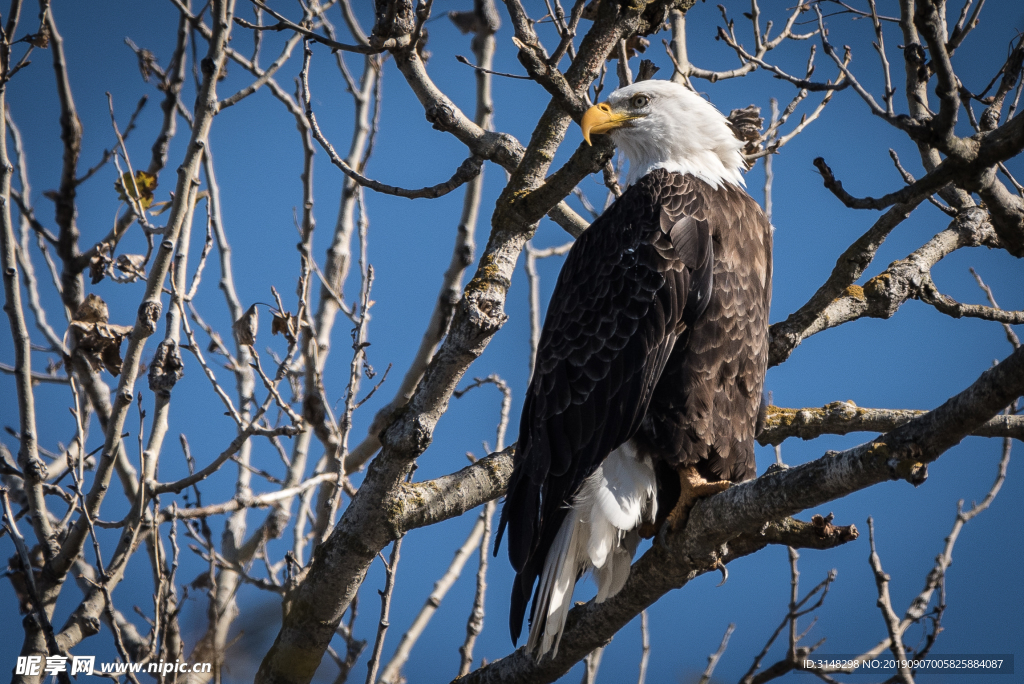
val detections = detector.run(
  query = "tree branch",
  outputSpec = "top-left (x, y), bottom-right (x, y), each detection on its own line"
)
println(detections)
top-left (302, 44), bottom-right (484, 200)
top-left (760, 401), bottom-right (1024, 446)
top-left (769, 207), bottom-right (1001, 367)
top-left (455, 343), bottom-right (1024, 683)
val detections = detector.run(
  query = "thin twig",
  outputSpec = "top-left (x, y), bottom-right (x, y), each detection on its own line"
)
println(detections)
top-left (458, 500), bottom-right (495, 677)
top-left (580, 646), bottom-right (604, 684)
top-left (365, 537), bottom-right (403, 684)
top-left (455, 54), bottom-right (530, 79)
top-left (300, 42), bottom-right (483, 200)
top-left (764, 98), bottom-right (778, 223)
top-left (241, 0), bottom-right (401, 54)
top-left (698, 623), bottom-right (735, 684)
top-left (636, 610), bottom-right (651, 684)
top-left (379, 514), bottom-right (487, 683)
top-left (867, 518), bottom-right (914, 684)
top-left (970, 269), bottom-right (1021, 349)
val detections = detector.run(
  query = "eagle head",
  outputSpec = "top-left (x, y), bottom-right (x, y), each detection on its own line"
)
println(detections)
top-left (581, 80), bottom-right (746, 188)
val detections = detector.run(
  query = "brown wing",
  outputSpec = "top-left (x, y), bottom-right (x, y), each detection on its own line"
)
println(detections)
top-left (637, 179), bottom-right (773, 483)
top-left (495, 170), bottom-right (715, 645)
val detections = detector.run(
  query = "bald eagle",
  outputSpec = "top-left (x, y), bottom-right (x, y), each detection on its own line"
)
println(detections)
top-left (494, 80), bottom-right (773, 658)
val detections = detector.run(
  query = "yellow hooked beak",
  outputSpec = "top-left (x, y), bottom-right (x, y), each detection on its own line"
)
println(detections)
top-left (580, 103), bottom-right (640, 145)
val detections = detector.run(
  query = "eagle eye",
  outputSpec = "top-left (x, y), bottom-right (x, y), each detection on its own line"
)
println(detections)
top-left (631, 95), bottom-right (650, 109)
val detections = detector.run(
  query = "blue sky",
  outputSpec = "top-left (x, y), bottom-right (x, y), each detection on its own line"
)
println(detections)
top-left (2, 1), bottom-right (1022, 682)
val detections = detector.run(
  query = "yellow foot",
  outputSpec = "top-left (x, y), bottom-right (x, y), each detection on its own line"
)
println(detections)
top-left (663, 466), bottom-right (732, 534)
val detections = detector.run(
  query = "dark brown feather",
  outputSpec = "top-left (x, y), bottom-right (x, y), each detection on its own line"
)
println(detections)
top-left (636, 177), bottom-right (771, 482)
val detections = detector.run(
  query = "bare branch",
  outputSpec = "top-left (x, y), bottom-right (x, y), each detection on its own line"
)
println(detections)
top-left (455, 54), bottom-right (530, 80)
top-left (888, 148), bottom-right (956, 216)
top-left (219, 31), bottom-right (304, 110)
top-left (1, 61), bottom-right (55, 560)
top-left (301, 44), bottom-right (483, 200)
top-left (0, 361), bottom-right (69, 384)
top-left (240, 0), bottom-right (405, 54)
top-left (716, 27), bottom-right (844, 92)
top-left (868, 0), bottom-right (895, 116)
top-left (768, 199), bottom-right (924, 367)
top-left (698, 623), bottom-right (734, 684)
top-left (918, 274), bottom-right (1024, 324)
top-left (760, 401), bottom-right (1024, 446)
top-left (459, 500), bottom-right (495, 677)
top-left (159, 472), bottom-right (337, 521)
top-left (365, 538), bottom-right (402, 684)
top-left (43, 2), bottom-right (86, 310)
top-left (637, 610), bottom-right (651, 684)
top-left (825, 412), bottom-right (1014, 673)
top-left (867, 519), bottom-right (914, 683)
top-left (344, 6), bottom-right (498, 474)
top-left (8, 110), bottom-right (71, 350)
top-left (74, 95), bottom-right (148, 187)
top-left (970, 269), bottom-right (1021, 348)
top-left (913, 0), bottom-right (960, 143)
top-left (379, 511), bottom-right (487, 683)
top-left (770, 206), bottom-right (1002, 368)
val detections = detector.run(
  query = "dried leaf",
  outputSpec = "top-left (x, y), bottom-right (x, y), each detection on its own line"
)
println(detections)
top-left (190, 572), bottom-right (212, 590)
top-left (727, 105), bottom-right (765, 168)
top-left (115, 170), bottom-right (158, 209)
top-left (26, 24), bottom-right (50, 48)
top-left (69, 320), bottom-right (134, 375)
top-left (89, 250), bottom-right (112, 285)
top-left (136, 48), bottom-right (158, 82)
top-left (70, 295), bottom-right (133, 376)
top-left (100, 336), bottom-right (128, 376)
top-left (7, 547), bottom-right (45, 614)
top-left (74, 293), bottom-right (109, 324)
top-left (624, 35), bottom-right (649, 58)
top-left (605, 34), bottom-right (649, 63)
top-left (114, 253), bottom-right (147, 280)
top-left (415, 27), bottom-right (430, 63)
top-left (727, 105), bottom-right (764, 143)
top-left (448, 10), bottom-right (481, 35)
top-left (636, 60), bottom-right (660, 82)
top-left (149, 200), bottom-right (173, 215)
top-left (270, 309), bottom-right (303, 344)
top-left (233, 304), bottom-right (259, 346)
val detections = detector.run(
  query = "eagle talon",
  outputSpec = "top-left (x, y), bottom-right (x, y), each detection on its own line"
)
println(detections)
top-left (715, 558), bottom-right (728, 586)
top-left (655, 520), bottom-right (673, 549)
top-left (662, 466), bottom-right (732, 539)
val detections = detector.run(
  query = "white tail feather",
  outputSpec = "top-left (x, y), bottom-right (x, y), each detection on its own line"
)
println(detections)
top-left (527, 441), bottom-right (657, 658)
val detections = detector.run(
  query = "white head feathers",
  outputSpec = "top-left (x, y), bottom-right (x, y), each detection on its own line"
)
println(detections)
top-left (601, 81), bottom-right (746, 188)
